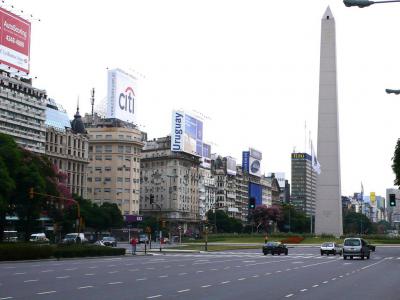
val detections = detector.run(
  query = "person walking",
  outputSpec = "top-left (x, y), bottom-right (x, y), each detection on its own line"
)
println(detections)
top-left (130, 237), bottom-right (137, 255)
top-left (264, 234), bottom-right (268, 244)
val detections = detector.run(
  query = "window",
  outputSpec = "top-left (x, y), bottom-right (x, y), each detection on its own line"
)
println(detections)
top-left (104, 188), bottom-right (111, 193)
top-left (96, 135), bottom-right (102, 139)
top-left (118, 145), bottom-right (124, 153)
top-left (95, 145), bottom-right (102, 152)
top-left (95, 177), bottom-right (101, 182)
top-left (87, 177), bottom-right (92, 182)
top-left (105, 166), bottom-right (112, 171)
top-left (125, 146), bottom-right (131, 153)
top-left (105, 135), bottom-right (112, 139)
top-left (117, 167), bottom-right (123, 171)
top-left (125, 177), bottom-right (131, 182)
top-left (118, 135), bottom-right (124, 139)
top-left (95, 167), bottom-right (102, 171)
top-left (95, 155), bottom-right (102, 161)
top-left (105, 155), bottom-right (112, 161)
top-left (104, 177), bottom-right (111, 182)
top-left (105, 145), bottom-right (112, 152)
top-left (117, 177), bottom-right (123, 182)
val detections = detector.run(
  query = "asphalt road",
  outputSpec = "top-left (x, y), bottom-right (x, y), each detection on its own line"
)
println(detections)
top-left (1, 247), bottom-right (400, 300)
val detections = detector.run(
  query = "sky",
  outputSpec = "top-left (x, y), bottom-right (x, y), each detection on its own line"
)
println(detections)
top-left (8, 0), bottom-right (400, 198)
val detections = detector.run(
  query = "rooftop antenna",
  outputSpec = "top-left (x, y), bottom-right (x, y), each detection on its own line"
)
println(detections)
top-left (90, 88), bottom-right (95, 119)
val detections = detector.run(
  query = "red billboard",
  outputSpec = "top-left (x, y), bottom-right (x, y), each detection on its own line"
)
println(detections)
top-left (0, 7), bottom-right (30, 74)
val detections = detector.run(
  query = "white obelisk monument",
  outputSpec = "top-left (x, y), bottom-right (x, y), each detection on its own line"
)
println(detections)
top-left (315, 6), bottom-right (343, 237)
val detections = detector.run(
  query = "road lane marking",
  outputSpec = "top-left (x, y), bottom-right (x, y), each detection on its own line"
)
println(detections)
top-left (147, 295), bottom-right (162, 299)
top-left (361, 259), bottom-right (387, 270)
top-left (210, 268), bottom-right (218, 271)
top-left (24, 279), bottom-right (39, 282)
top-left (177, 289), bottom-right (190, 293)
top-left (285, 294), bottom-right (294, 298)
top-left (322, 281), bottom-right (328, 284)
top-left (37, 291), bottom-right (56, 295)
top-left (252, 275), bottom-right (259, 278)
top-left (56, 276), bottom-right (70, 279)
top-left (0, 297), bottom-right (13, 299)
top-left (224, 267), bottom-right (231, 270)
top-left (108, 265), bottom-right (117, 267)
top-left (146, 267), bottom-right (155, 270)
top-left (238, 278), bottom-right (246, 281)
top-left (265, 272), bottom-right (271, 275)
top-left (14, 272), bottom-right (26, 275)
top-left (129, 269), bottom-right (139, 272)
top-left (41, 270), bottom-right (54, 273)
top-left (178, 273), bottom-right (187, 276)
top-left (312, 285), bottom-right (319, 288)
top-left (235, 266), bottom-right (241, 268)
top-left (108, 282), bottom-right (123, 285)
top-left (196, 270), bottom-right (204, 273)
top-left (88, 266), bottom-right (98, 269)
top-left (300, 289), bottom-right (308, 292)
top-left (286, 269), bottom-right (292, 271)
top-left (201, 285), bottom-right (211, 288)
top-left (108, 271), bottom-right (119, 274)
top-left (65, 268), bottom-right (77, 271)
top-left (332, 278), bottom-right (337, 281)
top-left (137, 278), bottom-right (147, 281)
top-left (78, 286), bottom-right (93, 289)
top-left (220, 281), bottom-right (230, 284)
top-left (276, 270), bottom-right (282, 273)
top-left (85, 274), bottom-right (95, 276)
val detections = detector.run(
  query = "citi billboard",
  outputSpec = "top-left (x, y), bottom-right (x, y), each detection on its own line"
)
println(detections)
top-left (0, 8), bottom-right (31, 74)
top-left (243, 148), bottom-right (262, 177)
top-left (171, 110), bottom-right (203, 156)
top-left (107, 69), bottom-right (137, 123)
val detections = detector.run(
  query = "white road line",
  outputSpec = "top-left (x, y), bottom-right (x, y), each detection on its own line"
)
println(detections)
top-left (265, 272), bottom-right (271, 275)
top-left (88, 266), bottom-right (98, 269)
top-left (322, 281), bottom-right (328, 284)
top-left (78, 286), bottom-right (93, 289)
top-left (147, 295), bottom-right (162, 299)
top-left (159, 275), bottom-right (168, 278)
top-left (146, 267), bottom-right (155, 270)
top-left (108, 265), bottom-right (117, 267)
top-left (177, 289), bottom-right (190, 293)
top-left (41, 270), bottom-right (54, 273)
top-left (65, 268), bottom-right (77, 271)
top-left (178, 273), bottom-right (187, 276)
top-left (211, 268), bottom-right (218, 271)
top-left (108, 271), bottom-right (119, 274)
top-left (196, 270), bottom-right (204, 273)
top-left (14, 272), bottom-right (26, 275)
top-left (137, 278), bottom-right (147, 281)
top-left (0, 297), bottom-right (13, 299)
top-left (339, 275), bottom-right (343, 278)
top-left (56, 276), bottom-right (70, 279)
top-left (235, 266), bottom-right (241, 268)
top-left (108, 282), bottom-right (123, 285)
top-left (37, 291), bottom-right (56, 295)
top-left (129, 269), bottom-right (139, 272)
top-left (276, 270), bottom-right (282, 273)
top-left (300, 289), bottom-right (308, 292)
top-left (220, 281), bottom-right (230, 284)
top-left (286, 269), bottom-right (292, 271)
top-left (85, 274), bottom-right (95, 276)
top-left (238, 278), bottom-right (246, 281)
top-left (361, 259), bottom-right (387, 270)
top-left (285, 294), bottom-right (294, 298)
top-left (201, 285), bottom-right (212, 288)
top-left (252, 275), bottom-right (259, 278)
top-left (24, 279), bottom-right (39, 282)
top-left (312, 285), bottom-right (319, 288)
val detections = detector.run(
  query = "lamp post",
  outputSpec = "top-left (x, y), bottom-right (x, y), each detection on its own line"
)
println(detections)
top-left (344, 0), bottom-right (400, 7)
top-left (152, 202), bottom-right (162, 252)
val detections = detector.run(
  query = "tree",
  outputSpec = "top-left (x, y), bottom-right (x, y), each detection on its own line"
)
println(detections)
top-left (392, 138), bottom-right (400, 186)
top-left (343, 212), bottom-right (372, 234)
top-left (277, 204), bottom-right (311, 233)
top-left (251, 205), bottom-right (283, 233)
top-left (206, 210), bottom-right (243, 233)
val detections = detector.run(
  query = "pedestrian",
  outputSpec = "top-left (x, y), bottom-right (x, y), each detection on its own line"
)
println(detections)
top-left (130, 237), bottom-right (137, 255)
top-left (264, 234), bottom-right (268, 244)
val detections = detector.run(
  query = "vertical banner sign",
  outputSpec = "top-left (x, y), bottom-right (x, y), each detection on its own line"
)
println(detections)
top-left (242, 151), bottom-right (250, 173)
top-left (249, 148), bottom-right (262, 177)
top-left (0, 7), bottom-right (31, 73)
top-left (107, 69), bottom-right (137, 123)
top-left (370, 192), bottom-right (376, 205)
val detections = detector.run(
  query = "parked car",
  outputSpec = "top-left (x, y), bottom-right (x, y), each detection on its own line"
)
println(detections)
top-left (343, 237), bottom-right (371, 260)
top-left (366, 241), bottom-right (376, 252)
top-left (262, 241), bottom-right (288, 255)
top-left (139, 234), bottom-right (149, 244)
top-left (29, 233), bottom-right (49, 243)
top-left (101, 236), bottom-right (117, 247)
top-left (320, 242), bottom-right (342, 256)
top-left (61, 233), bottom-right (87, 244)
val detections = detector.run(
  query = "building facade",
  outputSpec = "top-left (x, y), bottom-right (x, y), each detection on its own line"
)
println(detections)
top-left (0, 71), bottom-right (47, 154)
top-left (291, 152), bottom-right (316, 216)
top-left (44, 100), bottom-right (89, 198)
top-left (83, 114), bottom-right (144, 215)
top-left (140, 136), bottom-right (201, 231)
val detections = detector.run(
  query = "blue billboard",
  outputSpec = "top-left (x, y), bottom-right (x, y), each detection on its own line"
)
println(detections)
top-left (249, 182), bottom-right (262, 206)
top-left (242, 151), bottom-right (250, 173)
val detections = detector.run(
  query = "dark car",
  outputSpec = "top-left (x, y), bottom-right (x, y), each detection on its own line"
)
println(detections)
top-left (101, 236), bottom-right (117, 247)
top-left (263, 241), bottom-right (288, 255)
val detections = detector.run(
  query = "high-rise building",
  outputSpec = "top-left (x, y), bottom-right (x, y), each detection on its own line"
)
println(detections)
top-left (83, 113), bottom-right (144, 215)
top-left (291, 152), bottom-right (316, 216)
top-left (0, 71), bottom-right (47, 153)
top-left (198, 166), bottom-right (216, 221)
top-left (315, 7), bottom-right (343, 236)
top-left (44, 99), bottom-right (89, 198)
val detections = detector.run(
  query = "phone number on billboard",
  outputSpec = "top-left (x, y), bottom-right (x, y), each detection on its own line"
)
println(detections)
top-left (6, 35), bottom-right (24, 48)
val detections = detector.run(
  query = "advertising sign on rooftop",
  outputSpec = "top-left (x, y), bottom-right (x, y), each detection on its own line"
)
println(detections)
top-left (0, 8), bottom-right (31, 74)
top-left (171, 110), bottom-right (203, 156)
top-left (107, 69), bottom-right (137, 124)
top-left (226, 156), bottom-right (237, 176)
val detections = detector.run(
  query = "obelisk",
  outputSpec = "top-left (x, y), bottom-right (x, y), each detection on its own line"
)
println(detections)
top-left (315, 6), bottom-right (343, 237)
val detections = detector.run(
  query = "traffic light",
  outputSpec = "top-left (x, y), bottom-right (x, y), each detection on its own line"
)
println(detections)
top-left (249, 198), bottom-right (256, 209)
top-left (28, 187), bottom-right (34, 199)
top-left (390, 194), bottom-right (396, 207)
top-left (150, 194), bottom-right (154, 204)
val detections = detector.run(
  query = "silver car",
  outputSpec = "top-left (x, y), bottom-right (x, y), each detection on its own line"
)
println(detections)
top-left (320, 242), bottom-right (342, 256)
top-left (343, 238), bottom-right (371, 260)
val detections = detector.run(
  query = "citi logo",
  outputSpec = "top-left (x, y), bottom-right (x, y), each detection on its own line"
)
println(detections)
top-left (119, 87), bottom-right (134, 114)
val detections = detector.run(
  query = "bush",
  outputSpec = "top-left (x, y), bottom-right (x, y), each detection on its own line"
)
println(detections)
top-left (0, 243), bottom-right (54, 261)
top-left (280, 236), bottom-right (304, 244)
top-left (54, 244), bottom-right (125, 258)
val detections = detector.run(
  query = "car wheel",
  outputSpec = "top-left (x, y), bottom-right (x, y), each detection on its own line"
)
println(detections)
top-left (367, 255), bottom-right (370, 260)
top-left (320, 251), bottom-right (324, 256)
top-left (264, 252), bottom-right (267, 256)
top-left (278, 252), bottom-right (281, 255)
top-left (333, 250), bottom-right (336, 255)
top-left (350, 256), bottom-right (353, 260)
top-left (343, 256), bottom-right (347, 260)
top-left (285, 250), bottom-right (288, 256)
top-left (361, 255), bottom-right (364, 260)
top-left (272, 252), bottom-right (275, 256)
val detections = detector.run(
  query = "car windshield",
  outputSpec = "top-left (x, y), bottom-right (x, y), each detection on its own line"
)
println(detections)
top-left (65, 234), bottom-right (77, 239)
top-left (266, 242), bottom-right (279, 246)
top-left (322, 243), bottom-right (333, 247)
top-left (344, 239), bottom-right (360, 246)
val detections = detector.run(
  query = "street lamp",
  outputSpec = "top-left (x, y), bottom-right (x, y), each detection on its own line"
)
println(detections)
top-left (344, 0), bottom-right (400, 8)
